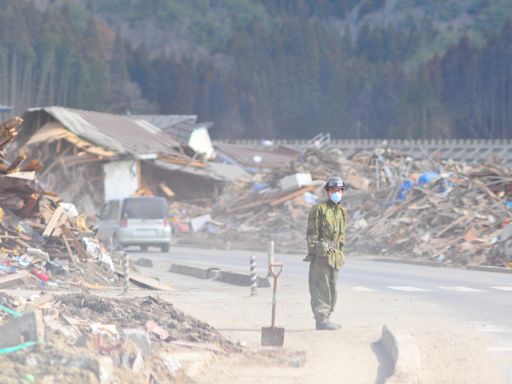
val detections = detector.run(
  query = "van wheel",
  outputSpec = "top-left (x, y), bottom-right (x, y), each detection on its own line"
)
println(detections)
top-left (161, 245), bottom-right (169, 253)
top-left (140, 245), bottom-right (148, 252)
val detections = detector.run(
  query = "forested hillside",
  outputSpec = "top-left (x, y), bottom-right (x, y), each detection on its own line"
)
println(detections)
top-left (3, 0), bottom-right (512, 138)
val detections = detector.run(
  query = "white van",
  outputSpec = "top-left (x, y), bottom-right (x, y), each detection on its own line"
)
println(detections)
top-left (97, 196), bottom-right (171, 252)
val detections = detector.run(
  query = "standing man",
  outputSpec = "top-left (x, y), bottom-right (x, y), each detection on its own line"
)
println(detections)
top-left (306, 176), bottom-right (346, 330)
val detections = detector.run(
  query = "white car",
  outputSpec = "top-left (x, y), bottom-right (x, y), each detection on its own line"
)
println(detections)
top-left (97, 196), bottom-right (171, 252)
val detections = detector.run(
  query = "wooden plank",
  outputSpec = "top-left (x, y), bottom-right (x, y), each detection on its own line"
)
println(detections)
top-left (61, 233), bottom-right (79, 266)
top-left (436, 215), bottom-right (468, 238)
top-left (42, 205), bottom-right (64, 237)
top-left (6, 154), bottom-right (27, 173)
top-left (0, 271), bottom-right (30, 287)
top-left (61, 225), bottom-right (87, 261)
top-left (270, 185), bottom-right (317, 206)
top-left (472, 179), bottom-right (499, 200)
top-left (159, 182), bottom-right (175, 198)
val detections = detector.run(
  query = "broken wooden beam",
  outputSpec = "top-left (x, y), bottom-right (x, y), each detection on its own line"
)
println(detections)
top-left (42, 205), bottom-right (64, 237)
top-left (61, 225), bottom-right (87, 261)
top-left (270, 185), bottom-right (317, 206)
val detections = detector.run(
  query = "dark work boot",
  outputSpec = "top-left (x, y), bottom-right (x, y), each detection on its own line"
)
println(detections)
top-left (316, 319), bottom-right (340, 331)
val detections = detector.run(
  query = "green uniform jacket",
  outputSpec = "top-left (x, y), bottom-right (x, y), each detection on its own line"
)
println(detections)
top-left (306, 200), bottom-right (346, 269)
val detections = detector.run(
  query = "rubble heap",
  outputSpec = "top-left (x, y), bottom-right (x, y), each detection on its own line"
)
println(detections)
top-left (176, 146), bottom-right (512, 268)
top-left (0, 117), bottom-right (119, 290)
top-left (349, 161), bottom-right (512, 267)
top-left (0, 116), bottom-right (245, 383)
top-left (0, 292), bottom-right (239, 383)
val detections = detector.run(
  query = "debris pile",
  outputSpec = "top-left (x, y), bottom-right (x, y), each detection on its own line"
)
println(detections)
top-left (0, 292), bottom-right (239, 383)
top-left (175, 146), bottom-right (512, 267)
top-left (349, 161), bottom-right (512, 267)
top-left (173, 179), bottom-right (323, 251)
top-left (0, 117), bottom-right (120, 290)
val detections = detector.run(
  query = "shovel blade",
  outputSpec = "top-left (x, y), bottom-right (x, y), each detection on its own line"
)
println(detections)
top-left (261, 326), bottom-right (285, 346)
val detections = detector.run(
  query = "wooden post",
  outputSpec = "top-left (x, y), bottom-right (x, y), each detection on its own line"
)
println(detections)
top-left (267, 240), bottom-right (274, 278)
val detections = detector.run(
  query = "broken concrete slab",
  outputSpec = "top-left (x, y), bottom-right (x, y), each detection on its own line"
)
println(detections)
top-left (0, 310), bottom-right (44, 349)
top-left (122, 329), bottom-right (151, 356)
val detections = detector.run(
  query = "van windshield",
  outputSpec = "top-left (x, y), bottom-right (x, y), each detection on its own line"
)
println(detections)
top-left (121, 198), bottom-right (167, 219)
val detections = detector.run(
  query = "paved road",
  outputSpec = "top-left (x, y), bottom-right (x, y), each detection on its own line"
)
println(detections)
top-left (129, 245), bottom-right (512, 382)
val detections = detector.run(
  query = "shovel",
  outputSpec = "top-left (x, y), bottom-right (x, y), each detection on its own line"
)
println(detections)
top-left (261, 262), bottom-right (285, 346)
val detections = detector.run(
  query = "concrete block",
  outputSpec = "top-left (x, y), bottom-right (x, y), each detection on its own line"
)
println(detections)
top-left (215, 270), bottom-right (250, 286)
top-left (279, 173), bottom-right (312, 190)
top-left (135, 258), bottom-right (153, 267)
top-left (169, 263), bottom-right (270, 287)
top-left (215, 270), bottom-right (270, 287)
top-left (169, 263), bottom-right (209, 279)
top-left (206, 267), bottom-right (221, 279)
top-left (0, 310), bottom-right (44, 348)
top-left (123, 329), bottom-right (151, 356)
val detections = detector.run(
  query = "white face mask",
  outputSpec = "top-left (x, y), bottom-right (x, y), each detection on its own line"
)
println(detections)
top-left (329, 191), bottom-right (342, 204)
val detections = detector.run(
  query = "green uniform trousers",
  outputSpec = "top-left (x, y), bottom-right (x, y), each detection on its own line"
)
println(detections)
top-left (308, 257), bottom-right (340, 322)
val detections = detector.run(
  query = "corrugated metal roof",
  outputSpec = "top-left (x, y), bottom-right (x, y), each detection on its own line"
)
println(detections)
top-left (128, 114), bottom-right (209, 146)
top-left (132, 114), bottom-right (215, 146)
top-left (131, 115), bottom-right (197, 130)
top-left (214, 142), bottom-right (300, 167)
top-left (166, 121), bottom-right (214, 145)
top-left (31, 107), bottom-right (180, 156)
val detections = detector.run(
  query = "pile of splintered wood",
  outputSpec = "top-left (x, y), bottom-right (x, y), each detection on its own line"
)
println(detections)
top-left (0, 117), bottom-right (121, 290)
top-left (347, 161), bottom-right (512, 267)
top-left (176, 146), bottom-right (512, 267)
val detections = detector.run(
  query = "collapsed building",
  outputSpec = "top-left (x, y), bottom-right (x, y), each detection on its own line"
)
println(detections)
top-left (13, 107), bottom-right (225, 214)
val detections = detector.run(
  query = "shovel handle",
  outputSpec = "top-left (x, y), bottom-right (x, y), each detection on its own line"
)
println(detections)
top-left (269, 263), bottom-right (283, 279)
top-left (269, 263), bottom-right (283, 328)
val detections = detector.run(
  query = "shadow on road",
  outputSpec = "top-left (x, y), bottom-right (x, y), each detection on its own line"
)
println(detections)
top-left (372, 340), bottom-right (393, 384)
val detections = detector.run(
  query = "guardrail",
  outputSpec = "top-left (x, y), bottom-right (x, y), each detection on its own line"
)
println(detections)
top-left (215, 139), bottom-right (512, 165)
